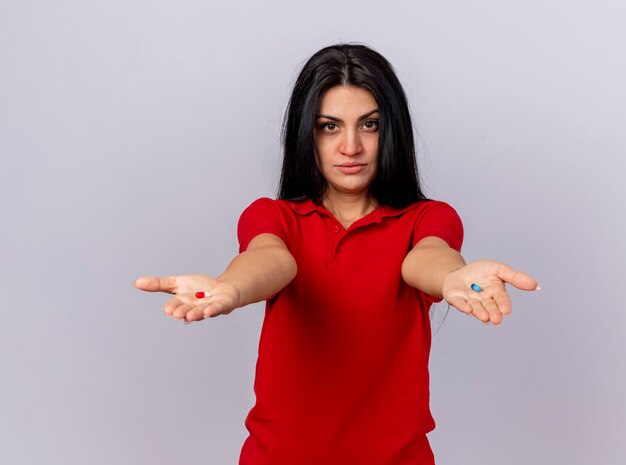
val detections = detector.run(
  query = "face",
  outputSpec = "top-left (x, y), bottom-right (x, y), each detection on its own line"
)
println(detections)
top-left (314, 86), bottom-right (379, 201)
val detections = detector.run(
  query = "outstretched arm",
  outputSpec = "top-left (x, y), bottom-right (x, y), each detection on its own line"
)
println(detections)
top-left (134, 233), bottom-right (297, 323)
top-left (401, 236), bottom-right (539, 325)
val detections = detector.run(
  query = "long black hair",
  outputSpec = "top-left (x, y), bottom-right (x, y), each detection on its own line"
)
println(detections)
top-left (278, 43), bottom-right (428, 208)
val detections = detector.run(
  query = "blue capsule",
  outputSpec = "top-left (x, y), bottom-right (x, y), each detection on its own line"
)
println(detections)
top-left (470, 283), bottom-right (483, 292)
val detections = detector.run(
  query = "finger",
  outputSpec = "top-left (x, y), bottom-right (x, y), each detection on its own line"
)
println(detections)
top-left (482, 298), bottom-right (502, 325)
top-left (163, 297), bottom-right (186, 316)
top-left (184, 307), bottom-right (206, 322)
top-left (171, 303), bottom-right (197, 320)
top-left (134, 276), bottom-right (178, 293)
top-left (495, 264), bottom-right (539, 291)
top-left (468, 299), bottom-right (490, 323)
top-left (492, 287), bottom-right (512, 315)
top-left (202, 298), bottom-right (227, 318)
top-left (446, 296), bottom-right (473, 315)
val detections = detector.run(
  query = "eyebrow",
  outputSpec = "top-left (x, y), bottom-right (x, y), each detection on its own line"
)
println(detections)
top-left (315, 109), bottom-right (380, 122)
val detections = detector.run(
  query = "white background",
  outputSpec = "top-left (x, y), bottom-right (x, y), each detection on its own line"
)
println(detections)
top-left (1, 1), bottom-right (625, 464)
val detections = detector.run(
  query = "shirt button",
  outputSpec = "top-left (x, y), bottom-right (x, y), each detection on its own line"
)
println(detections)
top-left (338, 245), bottom-right (344, 253)
top-left (333, 226), bottom-right (341, 233)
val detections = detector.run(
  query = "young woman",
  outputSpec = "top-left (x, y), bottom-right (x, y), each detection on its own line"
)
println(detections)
top-left (134, 44), bottom-right (538, 465)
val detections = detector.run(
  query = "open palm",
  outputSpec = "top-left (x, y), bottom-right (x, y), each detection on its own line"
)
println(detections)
top-left (134, 274), bottom-right (241, 323)
top-left (442, 259), bottom-right (538, 325)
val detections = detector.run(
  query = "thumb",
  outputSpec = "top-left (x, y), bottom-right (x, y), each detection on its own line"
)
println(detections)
top-left (495, 264), bottom-right (540, 291)
top-left (133, 276), bottom-right (178, 294)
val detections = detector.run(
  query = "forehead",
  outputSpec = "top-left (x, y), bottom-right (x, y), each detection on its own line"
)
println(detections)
top-left (318, 86), bottom-right (378, 115)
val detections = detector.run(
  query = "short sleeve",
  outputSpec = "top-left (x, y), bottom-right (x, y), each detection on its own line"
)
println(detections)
top-left (237, 198), bottom-right (288, 253)
top-left (411, 201), bottom-right (464, 252)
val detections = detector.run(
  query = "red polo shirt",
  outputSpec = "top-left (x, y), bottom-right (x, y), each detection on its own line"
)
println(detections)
top-left (237, 198), bottom-right (463, 465)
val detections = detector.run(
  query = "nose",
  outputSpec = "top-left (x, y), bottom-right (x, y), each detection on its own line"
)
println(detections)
top-left (339, 128), bottom-right (363, 156)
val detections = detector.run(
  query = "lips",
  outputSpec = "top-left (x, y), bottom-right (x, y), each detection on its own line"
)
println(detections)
top-left (337, 163), bottom-right (367, 174)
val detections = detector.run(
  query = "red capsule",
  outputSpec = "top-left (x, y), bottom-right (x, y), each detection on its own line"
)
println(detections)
top-left (195, 291), bottom-right (205, 299)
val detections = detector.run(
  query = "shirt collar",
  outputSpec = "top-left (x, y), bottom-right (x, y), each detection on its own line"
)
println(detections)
top-left (288, 198), bottom-right (425, 223)
top-left (289, 198), bottom-right (320, 215)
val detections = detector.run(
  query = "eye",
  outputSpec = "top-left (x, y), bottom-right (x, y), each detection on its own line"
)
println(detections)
top-left (362, 120), bottom-right (379, 131)
top-left (322, 122), bottom-right (338, 131)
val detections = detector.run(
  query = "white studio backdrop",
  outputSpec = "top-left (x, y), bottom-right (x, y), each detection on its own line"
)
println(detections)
top-left (1, 1), bottom-right (624, 464)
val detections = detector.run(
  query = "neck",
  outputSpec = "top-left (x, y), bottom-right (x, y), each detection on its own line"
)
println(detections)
top-left (323, 191), bottom-right (377, 228)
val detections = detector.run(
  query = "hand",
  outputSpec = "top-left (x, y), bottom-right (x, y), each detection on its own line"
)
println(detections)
top-left (133, 274), bottom-right (241, 323)
top-left (442, 260), bottom-right (539, 325)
